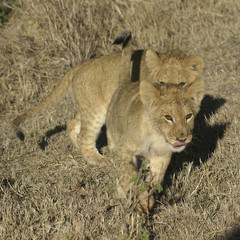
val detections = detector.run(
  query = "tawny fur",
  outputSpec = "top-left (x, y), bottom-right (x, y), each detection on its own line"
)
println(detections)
top-left (12, 30), bottom-right (204, 165)
top-left (106, 35), bottom-right (205, 212)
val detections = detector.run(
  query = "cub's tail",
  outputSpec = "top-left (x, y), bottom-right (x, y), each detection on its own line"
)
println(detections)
top-left (113, 29), bottom-right (134, 87)
top-left (12, 70), bottom-right (73, 141)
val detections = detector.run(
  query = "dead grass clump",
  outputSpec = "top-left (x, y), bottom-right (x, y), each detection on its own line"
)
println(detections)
top-left (1, 0), bottom-right (240, 239)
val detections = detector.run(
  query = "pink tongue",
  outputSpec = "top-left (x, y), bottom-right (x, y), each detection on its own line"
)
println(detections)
top-left (173, 142), bottom-right (187, 148)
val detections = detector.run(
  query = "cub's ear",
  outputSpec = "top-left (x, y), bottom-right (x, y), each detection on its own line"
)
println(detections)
top-left (187, 78), bottom-right (205, 107)
top-left (145, 50), bottom-right (163, 78)
top-left (140, 81), bottom-right (160, 107)
top-left (183, 56), bottom-right (204, 77)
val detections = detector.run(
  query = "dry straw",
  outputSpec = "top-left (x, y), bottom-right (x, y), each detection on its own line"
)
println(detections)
top-left (0, 0), bottom-right (240, 239)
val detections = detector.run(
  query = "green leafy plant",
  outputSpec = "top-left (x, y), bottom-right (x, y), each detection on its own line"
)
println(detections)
top-left (155, 183), bottom-right (163, 194)
top-left (0, 0), bottom-right (15, 25)
top-left (136, 228), bottom-right (150, 240)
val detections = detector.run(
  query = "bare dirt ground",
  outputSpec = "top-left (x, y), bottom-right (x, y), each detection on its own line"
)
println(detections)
top-left (0, 0), bottom-right (240, 239)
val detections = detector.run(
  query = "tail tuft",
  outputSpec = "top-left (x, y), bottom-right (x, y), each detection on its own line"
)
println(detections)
top-left (114, 29), bottom-right (134, 87)
top-left (113, 29), bottom-right (132, 48)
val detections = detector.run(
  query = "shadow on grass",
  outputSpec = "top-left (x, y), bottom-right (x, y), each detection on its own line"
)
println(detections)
top-left (38, 125), bottom-right (67, 150)
top-left (225, 226), bottom-right (240, 240)
top-left (38, 123), bottom-right (107, 152)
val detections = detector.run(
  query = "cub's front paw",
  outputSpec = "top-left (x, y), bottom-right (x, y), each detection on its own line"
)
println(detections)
top-left (136, 190), bottom-right (155, 213)
top-left (87, 155), bottom-right (112, 166)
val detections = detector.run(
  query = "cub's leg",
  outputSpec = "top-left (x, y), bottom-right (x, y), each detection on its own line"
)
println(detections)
top-left (148, 154), bottom-right (172, 187)
top-left (77, 107), bottom-right (110, 165)
top-left (133, 155), bottom-right (172, 212)
top-left (117, 150), bottom-right (154, 212)
top-left (67, 113), bottom-right (81, 148)
top-left (116, 149), bottom-right (137, 198)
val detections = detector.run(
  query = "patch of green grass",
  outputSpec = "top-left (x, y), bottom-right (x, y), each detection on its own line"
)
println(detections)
top-left (106, 180), bottom-right (116, 194)
top-left (136, 228), bottom-right (150, 240)
top-left (0, 0), bottom-right (15, 26)
top-left (193, 190), bottom-right (215, 211)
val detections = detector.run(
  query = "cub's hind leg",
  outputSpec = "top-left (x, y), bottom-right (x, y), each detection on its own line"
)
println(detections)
top-left (77, 107), bottom-right (110, 166)
top-left (67, 113), bottom-right (81, 148)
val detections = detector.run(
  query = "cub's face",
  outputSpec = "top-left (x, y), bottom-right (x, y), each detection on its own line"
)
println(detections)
top-left (149, 96), bottom-right (195, 152)
top-left (145, 49), bottom-right (205, 86)
top-left (140, 79), bottom-right (204, 153)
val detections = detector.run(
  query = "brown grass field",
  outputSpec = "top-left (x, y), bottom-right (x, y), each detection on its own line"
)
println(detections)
top-left (0, 0), bottom-right (240, 239)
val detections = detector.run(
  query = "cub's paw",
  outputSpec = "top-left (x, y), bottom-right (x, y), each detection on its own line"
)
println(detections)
top-left (136, 190), bottom-right (155, 213)
top-left (87, 155), bottom-right (112, 166)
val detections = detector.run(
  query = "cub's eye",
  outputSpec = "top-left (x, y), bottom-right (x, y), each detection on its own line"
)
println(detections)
top-left (165, 115), bottom-right (173, 122)
top-left (179, 82), bottom-right (186, 87)
top-left (186, 113), bottom-right (193, 120)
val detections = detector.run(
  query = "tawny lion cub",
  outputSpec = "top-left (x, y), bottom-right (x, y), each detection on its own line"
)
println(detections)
top-left (12, 30), bottom-right (204, 166)
top-left (106, 31), bottom-right (205, 212)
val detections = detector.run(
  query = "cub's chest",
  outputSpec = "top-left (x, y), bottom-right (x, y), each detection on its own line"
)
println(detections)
top-left (136, 132), bottom-right (172, 158)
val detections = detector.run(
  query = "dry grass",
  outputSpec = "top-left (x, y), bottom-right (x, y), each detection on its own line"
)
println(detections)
top-left (0, 0), bottom-right (240, 239)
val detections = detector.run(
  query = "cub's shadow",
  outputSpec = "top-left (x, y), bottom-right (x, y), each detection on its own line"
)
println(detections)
top-left (38, 125), bottom-right (67, 150)
top-left (38, 122), bottom-right (107, 151)
top-left (225, 226), bottom-right (240, 240)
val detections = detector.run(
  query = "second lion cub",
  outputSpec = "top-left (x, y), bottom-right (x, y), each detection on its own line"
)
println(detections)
top-left (106, 31), bottom-right (205, 212)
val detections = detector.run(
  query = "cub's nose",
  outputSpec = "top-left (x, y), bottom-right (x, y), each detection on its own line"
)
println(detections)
top-left (176, 138), bottom-right (187, 142)
top-left (176, 136), bottom-right (187, 142)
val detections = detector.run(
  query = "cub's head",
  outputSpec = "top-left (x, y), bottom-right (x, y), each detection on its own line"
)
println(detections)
top-left (140, 78), bottom-right (204, 152)
top-left (145, 49), bottom-right (204, 86)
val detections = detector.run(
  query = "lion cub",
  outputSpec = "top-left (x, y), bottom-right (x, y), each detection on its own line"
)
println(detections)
top-left (12, 30), bottom-right (204, 166)
top-left (106, 32), bottom-right (205, 212)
